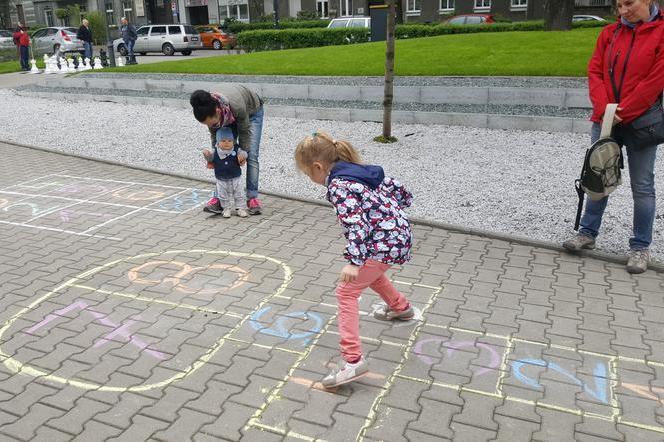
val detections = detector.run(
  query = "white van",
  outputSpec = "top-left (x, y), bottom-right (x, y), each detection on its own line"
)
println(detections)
top-left (327, 17), bottom-right (371, 29)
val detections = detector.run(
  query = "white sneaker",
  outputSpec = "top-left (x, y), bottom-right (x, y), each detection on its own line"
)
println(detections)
top-left (321, 357), bottom-right (369, 388)
top-left (222, 208), bottom-right (232, 218)
top-left (236, 208), bottom-right (248, 218)
top-left (626, 249), bottom-right (649, 274)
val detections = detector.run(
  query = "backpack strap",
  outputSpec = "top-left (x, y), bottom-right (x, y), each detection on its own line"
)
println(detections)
top-left (600, 103), bottom-right (619, 139)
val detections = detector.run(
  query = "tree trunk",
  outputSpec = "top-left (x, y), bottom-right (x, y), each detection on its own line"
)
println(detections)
top-left (544, 0), bottom-right (574, 31)
top-left (382, 0), bottom-right (396, 138)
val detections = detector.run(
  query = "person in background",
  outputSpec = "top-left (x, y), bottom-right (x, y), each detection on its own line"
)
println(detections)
top-left (120, 16), bottom-right (137, 64)
top-left (12, 23), bottom-right (30, 72)
top-left (77, 19), bottom-right (94, 60)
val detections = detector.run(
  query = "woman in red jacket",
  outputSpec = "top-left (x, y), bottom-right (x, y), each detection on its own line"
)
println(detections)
top-left (563, 0), bottom-right (664, 274)
top-left (12, 25), bottom-right (30, 72)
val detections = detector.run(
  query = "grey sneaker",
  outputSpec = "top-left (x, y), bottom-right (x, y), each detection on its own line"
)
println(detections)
top-left (373, 304), bottom-right (414, 321)
top-left (203, 197), bottom-right (222, 214)
top-left (222, 208), bottom-right (232, 218)
top-left (236, 208), bottom-right (248, 218)
top-left (321, 357), bottom-right (369, 388)
top-left (626, 249), bottom-right (650, 274)
top-left (562, 233), bottom-right (596, 252)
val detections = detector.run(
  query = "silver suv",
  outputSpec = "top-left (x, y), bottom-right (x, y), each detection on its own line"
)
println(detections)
top-left (30, 27), bottom-right (85, 56)
top-left (113, 24), bottom-right (202, 56)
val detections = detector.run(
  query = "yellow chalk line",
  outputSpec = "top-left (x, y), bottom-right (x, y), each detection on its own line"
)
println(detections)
top-left (245, 308), bottom-right (338, 435)
top-left (249, 421), bottom-right (323, 441)
top-left (425, 323), bottom-right (664, 370)
top-left (72, 284), bottom-right (245, 319)
top-left (395, 373), bottom-right (664, 434)
top-left (356, 286), bottom-right (442, 441)
top-left (0, 250), bottom-right (292, 392)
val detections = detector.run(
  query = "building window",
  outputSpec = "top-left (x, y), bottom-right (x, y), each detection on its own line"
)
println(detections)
top-left (44, 8), bottom-right (54, 26)
top-left (340, 0), bottom-right (351, 16)
top-left (439, 0), bottom-right (454, 12)
top-left (474, 0), bottom-right (491, 9)
top-left (510, 0), bottom-right (527, 8)
top-left (218, 2), bottom-right (249, 22)
top-left (317, 0), bottom-right (329, 18)
top-left (406, 0), bottom-right (421, 14)
top-left (122, 0), bottom-right (134, 22)
top-left (105, 0), bottom-right (116, 27)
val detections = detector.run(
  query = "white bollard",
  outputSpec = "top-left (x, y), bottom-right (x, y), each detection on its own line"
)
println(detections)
top-left (67, 58), bottom-right (75, 72)
top-left (116, 56), bottom-right (125, 67)
top-left (76, 56), bottom-right (84, 71)
top-left (83, 57), bottom-right (91, 70)
top-left (58, 58), bottom-right (67, 74)
top-left (93, 57), bottom-right (103, 70)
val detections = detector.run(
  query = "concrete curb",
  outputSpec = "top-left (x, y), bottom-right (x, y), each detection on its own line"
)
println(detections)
top-left (2, 138), bottom-right (661, 273)
top-left (49, 75), bottom-right (593, 108)
top-left (13, 89), bottom-right (592, 134)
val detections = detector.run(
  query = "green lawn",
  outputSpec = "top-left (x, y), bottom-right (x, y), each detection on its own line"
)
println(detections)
top-left (0, 59), bottom-right (45, 74)
top-left (110, 27), bottom-right (602, 77)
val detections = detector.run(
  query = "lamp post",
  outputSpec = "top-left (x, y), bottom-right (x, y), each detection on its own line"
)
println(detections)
top-left (98, 0), bottom-right (116, 66)
top-left (273, 0), bottom-right (279, 28)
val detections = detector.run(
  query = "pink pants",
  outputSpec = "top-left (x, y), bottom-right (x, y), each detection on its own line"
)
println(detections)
top-left (336, 259), bottom-right (410, 363)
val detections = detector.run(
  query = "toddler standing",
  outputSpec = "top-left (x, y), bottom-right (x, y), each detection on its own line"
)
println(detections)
top-left (294, 131), bottom-right (415, 388)
top-left (204, 127), bottom-right (249, 218)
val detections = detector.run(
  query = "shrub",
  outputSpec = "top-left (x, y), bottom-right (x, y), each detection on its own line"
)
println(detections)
top-left (0, 47), bottom-right (18, 62)
top-left (237, 27), bottom-right (369, 51)
top-left (226, 19), bottom-right (328, 34)
top-left (84, 11), bottom-right (107, 45)
top-left (297, 10), bottom-right (320, 20)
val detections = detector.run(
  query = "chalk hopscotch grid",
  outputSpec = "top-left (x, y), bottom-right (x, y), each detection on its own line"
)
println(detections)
top-left (246, 280), bottom-right (664, 439)
top-left (0, 174), bottom-right (211, 240)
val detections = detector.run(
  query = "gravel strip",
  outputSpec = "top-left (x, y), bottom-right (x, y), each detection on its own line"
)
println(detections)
top-left (14, 85), bottom-right (591, 118)
top-left (75, 72), bottom-right (588, 89)
top-left (0, 88), bottom-right (661, 262)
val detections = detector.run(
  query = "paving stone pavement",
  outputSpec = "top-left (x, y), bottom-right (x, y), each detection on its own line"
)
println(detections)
top-left (0, 141), bottom-right (664, 441)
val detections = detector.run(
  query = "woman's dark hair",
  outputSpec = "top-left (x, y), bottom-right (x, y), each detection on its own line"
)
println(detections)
top-left (190, 90), bottom-right (218, 122)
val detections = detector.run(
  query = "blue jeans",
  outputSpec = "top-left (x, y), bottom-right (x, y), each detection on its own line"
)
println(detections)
top-left (124, 39), bottom-right (135, 59)
top-left (19, 46), bottom-right (29, 70)
top-left (83, 41), bottom-right (93, 59)
top-left (245, 106), bottom-right (264, 199)
top-left (579, 122), bottom-right (659, 250)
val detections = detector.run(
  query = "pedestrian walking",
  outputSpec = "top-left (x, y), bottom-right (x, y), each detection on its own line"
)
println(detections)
top-left (120, 17), bottom-right (137, 64)
top-left (12, 23), bottom-right (30, 72)
top-left (77, 19), bottom-right (94, 60)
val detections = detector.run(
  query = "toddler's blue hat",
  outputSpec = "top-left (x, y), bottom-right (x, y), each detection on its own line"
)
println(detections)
top-left (216, 127), bottom-right (234, 143)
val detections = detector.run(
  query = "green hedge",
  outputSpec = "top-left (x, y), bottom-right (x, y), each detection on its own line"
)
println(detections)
top-left (237, 27), bottom-right (369, 51)
top-left (238, 19), bottom-right (609, 51)
top-left (0, 47), bottom-right (18, 63)
top-left (226, 19), bottom-right (329, 34)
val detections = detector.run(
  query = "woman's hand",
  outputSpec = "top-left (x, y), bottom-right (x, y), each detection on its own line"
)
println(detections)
top-left (238, 150), bottom-right (248, 166)
top-left (202, 149), bottom-right (213, 161)
top-left (613, 107), bottom-right (623, 126)
top-left (339, 264), bottom-right (359, 283)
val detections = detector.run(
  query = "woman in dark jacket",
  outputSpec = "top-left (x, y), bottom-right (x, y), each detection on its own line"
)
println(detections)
top-left (563, 0), bottom-right (664, 273)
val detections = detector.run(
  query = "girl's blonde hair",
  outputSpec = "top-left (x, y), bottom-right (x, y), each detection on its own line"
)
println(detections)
top-left (294, 132), bottom-right (362, 172)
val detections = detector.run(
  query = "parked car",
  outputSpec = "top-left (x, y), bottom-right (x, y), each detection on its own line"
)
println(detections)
top-left (0, 29), bottom-right (14, 48)
top-left (445, 14), bottom-right (495, 25)
top-left (327, 17), bottom-right (371, 29)
top-left (195, 25), bottom-right (236, 50)
top-left (572, 14), bottom-right (607, 22)
top-left (30, 27), bottom-right (84, 56)
top-left (113, 24), bottom-right (202, 56)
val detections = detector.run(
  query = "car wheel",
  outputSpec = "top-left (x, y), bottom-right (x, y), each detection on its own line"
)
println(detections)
top-left (118, 44), bottom-right (127, 56)
top-left (181, 50), bottom-right (192, 56)
top-left (162, 43), bottom-right (175, 56)
top-left (212, 39), bottom-right (222, 50)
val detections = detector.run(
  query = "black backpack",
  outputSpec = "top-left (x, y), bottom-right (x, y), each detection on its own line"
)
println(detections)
top-left (574, 104), bottom-right (624, 230)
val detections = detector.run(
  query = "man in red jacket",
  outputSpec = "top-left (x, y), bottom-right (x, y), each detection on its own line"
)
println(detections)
top-left (12, 25), bottom-right (30, 72)
top-left (563, 0), bottom-right (664, 274)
